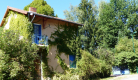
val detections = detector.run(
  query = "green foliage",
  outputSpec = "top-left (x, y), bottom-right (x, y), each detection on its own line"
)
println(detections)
top-left (8, 11), bottom-right (33, 39)
top-left (97, 1), bottom-right (118, 48)
top-left (115, 37), bottom-right (138, 53)
top-left (51, 49), bottom-right (112, 79)
top-left (77, 50), bottom-right (100, 79)
top-left (56, 54), bottom-right (69, 71)
top-left (39, 46), bottom-right (55, 78)
top-left (0, 30), bottom-right (39, 80)
top-left (99, 60), bottom-right (112, 78)
top-left (114, 52), bottom-right (138, 73)
top-left (50, 24), bottom-right (78, 55)
top-left (98, 0), bottom-right (138, 48)
top-left (64, 5), bottom-right (82, 22)
top-left (24, 0), bottom-right (55, 16)
top-left (94, 47), bottom-right (114, 65)
top-left (94, 47), bottom-right (113, 77)
top-left (64, 0), bottom-right (99, 54)
top-left (76, 50), bottom-right (112, 79)
top-left (114, 37), bottom-right (138, 73)
top-left (0, 26), bottom-right (3, 37)
top-left (49, 24), bottom-right (81, 71)
top-left (53, 70), bottom-right (79, 80)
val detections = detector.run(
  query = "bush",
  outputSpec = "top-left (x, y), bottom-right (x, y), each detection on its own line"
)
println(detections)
top-left (94, 47), bottom-right (114, 65)
top-left (52, 50), bottom-right (112, 80)
top-left (76, 50), bottom-right (101, 79)
top-left (53, 72), bottom-right (79, 80)
top-left (99, 60), bottom-right (112, 78)
top-left (94, 47), bottom-right (113, 77)
top-left (115, 37), bottom-right (138, 53)
top-left (114, 52), bottom-right (138, 73)
top-left (0, 30), bottom-right (39, 79)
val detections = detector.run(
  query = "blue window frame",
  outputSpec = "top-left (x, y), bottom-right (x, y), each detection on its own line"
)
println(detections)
top-left (33, 24), bottom-right (41, 44)
top-left (69, 55), bottom-right (76, 68)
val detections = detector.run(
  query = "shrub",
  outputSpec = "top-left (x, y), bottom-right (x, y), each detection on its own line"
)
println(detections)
top-left (76, 50), bottom-right (101, 79)
top-left (115, 37), bottom-right (138, 53)
top-left (0, 30), bottom-right (39, 79)
top-left (114, 52), bottom-right (138, 73)
top-left (99, 60), bottom-right (112, 78)
top-left (94, 47), bottom-right (113, 77)
top-left (94, 47), bottom-right (114, 65)
top-left (51, 50), bottom-right (112, 80)
top-left (53, 72), bottom-right (79, 80)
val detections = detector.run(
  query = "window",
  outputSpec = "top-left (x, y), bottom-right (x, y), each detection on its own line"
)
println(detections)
top-left (69, 55), bottom-right (76, 68)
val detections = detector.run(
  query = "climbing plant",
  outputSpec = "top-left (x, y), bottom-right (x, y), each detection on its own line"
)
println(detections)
top-left (50, 24), bottom-right (79, 55)
top-left (0, 26), bottom-right (3, 37)
top-left (38, 46), bottom-right (55, 79)
top-left (0, 11), bottom-right (41, 79)
top-left (3, 11), bottom-right (33, 39)
top-left (49, 24), bottom-right (80, 70)
top-left (56, 54), bottom-right (69, 71)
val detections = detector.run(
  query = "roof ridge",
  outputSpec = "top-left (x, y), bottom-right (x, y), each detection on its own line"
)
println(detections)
top-left (0, 6), bottom-right (83, 27)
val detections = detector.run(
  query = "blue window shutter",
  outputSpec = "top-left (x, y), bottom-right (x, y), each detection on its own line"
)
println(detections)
top-left (69, 55), bottom-right (76, 68)
top-left (33, 24), bottom-right (41, 44)
top-left (39, 25), bottom-right (41, 36)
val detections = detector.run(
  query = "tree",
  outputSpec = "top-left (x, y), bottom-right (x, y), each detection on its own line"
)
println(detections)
top-left (115, 37), bottom-right (138, 53)
top-left (64, 0), bottom-right (99, 54)
top-left (114, 37), bottom-right (138, 73)
top-left (98, 0), bottom-right (138, 48)
top-left (0, 30), bottom-right (39, 80)
top-left (114, 52), bottom-right (138, 73)
top-left (24, 0), bottom-right (56, 16)
top-left (64, 5), bottom-right (81, 22)
top-left (97, 1), bottom-right (118, 48)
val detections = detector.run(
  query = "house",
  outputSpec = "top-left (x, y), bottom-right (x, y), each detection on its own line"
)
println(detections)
top-left (0, 6), bottom-right (83, 80)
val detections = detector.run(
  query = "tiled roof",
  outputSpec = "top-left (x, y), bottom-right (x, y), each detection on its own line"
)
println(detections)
top-left (0, 6), bottom-right (83, 27)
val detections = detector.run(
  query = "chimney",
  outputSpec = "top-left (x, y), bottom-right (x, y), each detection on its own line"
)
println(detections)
top-left (29, 7), bottom-right (37, 12)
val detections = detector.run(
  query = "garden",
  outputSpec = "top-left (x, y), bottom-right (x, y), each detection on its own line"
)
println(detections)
top-left (0, 0), bottom-right (138, 80)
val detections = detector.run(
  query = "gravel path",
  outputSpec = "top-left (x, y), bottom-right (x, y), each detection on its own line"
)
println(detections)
top-left (111, 74), bottom-right (138, 80)
top-left (121, 74), bottom-right (138, 80)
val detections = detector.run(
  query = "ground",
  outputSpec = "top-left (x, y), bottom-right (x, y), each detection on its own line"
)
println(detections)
top-left (100, 74), bottom-right (138, 80)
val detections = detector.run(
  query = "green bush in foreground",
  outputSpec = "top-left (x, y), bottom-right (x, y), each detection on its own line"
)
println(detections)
top-left (53, 72), bottom-right (79, 80)
top-left (114, 52), bottom-right (138, 73)
top-left (0, 30), bottom-right (39, 80)
top-left (53, 50), bottom-right (112, 80)
top-left (77, 50), bottom-right (101, 79)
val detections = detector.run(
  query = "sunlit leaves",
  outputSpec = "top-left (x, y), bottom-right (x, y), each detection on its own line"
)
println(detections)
top-left (24, 0), bottom-right (55, 16)
top-left (0, 30), bottom-right (39, 79)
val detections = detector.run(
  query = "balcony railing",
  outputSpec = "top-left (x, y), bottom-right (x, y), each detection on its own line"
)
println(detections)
top-left (32, 35), bottom-right (48, 46)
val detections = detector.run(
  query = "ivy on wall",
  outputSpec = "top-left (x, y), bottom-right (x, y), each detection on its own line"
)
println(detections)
top-left (4, 11), bottom-right (33, 39)
top-left (3, 10), bottom-right (81, 78)
top-left (49, 24), bottom-right (80, 71)
top-left (38, 46), bottom-right (55, 79)
top-left (0, 26), bottom-right (3, 36)
top-left (56, 54), bottom-right (69, 71)
top-left (50, 24), bottom-right (78, 55)
top-left (2, 11), bottom-right (53, 79)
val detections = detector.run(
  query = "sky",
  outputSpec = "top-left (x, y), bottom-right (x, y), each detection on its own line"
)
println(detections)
top-left (0, 0), bottom-right (109, 23)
